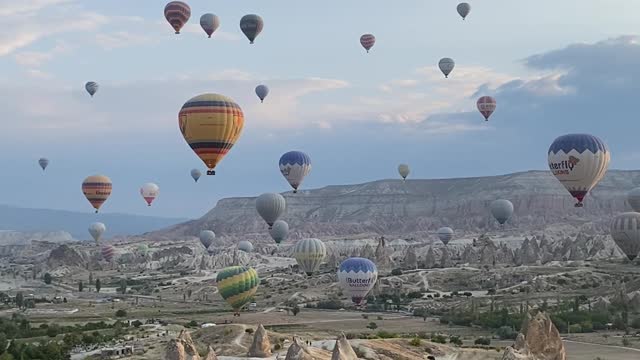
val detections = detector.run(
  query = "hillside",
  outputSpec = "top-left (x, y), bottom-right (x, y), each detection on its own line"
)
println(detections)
top-left (156, 170), bottom-right (640, 241)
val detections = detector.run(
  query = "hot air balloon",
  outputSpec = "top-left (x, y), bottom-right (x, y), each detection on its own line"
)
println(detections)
top-left (269, 220), bottom-right (289, 244)
top-left (190, 169), bottom-right (202, 182)
top-left (140, 183), bottom-right (159, 206)
top-left (255, 85), bottom-right (269, 103)
top-left (38, 158), bottom-right (49, 171)
top-left (279, 151), bottom-right (311, 193)
top-left (439, 58), bottom-right (455, 78)
top-left (548, 134), bottom-right (610, 207)
top-left (200, 230), bottom-right (215, 249)
top-left (85, 82), bottom-right (99, 97)
top-left (179, 94), bottom-right (244, 175)
top-left (88, 222), bottom-right (106, 243)
top-left (398, 164), bottom-right (410, 180)
top-left (256, 193), bottom-right (286, 229)
top-left (611, 212), bottom-right (640, 261)
top-left (293, 238), bottom-right (326, 276)
top-left (457, 3), bottom-right (471, 20)
top-left (101, 245), bottom-right (115, 262)
top-left (491, 199), bottom-right (514, 225)
top-left (360, 34), bottom-right (375, 53)
top-left (137, 243), bottom-right (149, 256)
top-left (477, 96), bottom-right (496, 121)
top-left (240, 14), bottom-right (263, 44)
top-left (82, 175), bottom-right (112, 213)
top-left (216, 266), bottom-right (259, 315)
top-left (164, 1), bottom-right (191, 34)
top-left (627, 188), bottom-right (640, 212)
top-left (437, 227), bottom-right (454, 245)
top-left (338, 257), bottom-right (378, 305)
top-left (200, 13), bottom-right (220, 38)
top-left (238, 240), bottom-right (254, 253)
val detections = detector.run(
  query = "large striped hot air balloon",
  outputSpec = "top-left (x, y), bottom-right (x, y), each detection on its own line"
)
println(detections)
top-left (200, 13), bottom-right (220, 38)
top-left (179, 94), bottom-right (244, 175)
top-left (164, 1), bottom-right (191, 34)
top-left (548, 134), bottom-right (610, 207)
top-left (338, 258), bottom-right (378, 305)
top-left (611, 212), bottom-right (640, 261)
top-left (457, 3), bottom-right (471, 20)
top-left (477, 96), bottom-right (496, 121)
top-left (360, 34), bottom-right (375, 53)
top-left (293, 238), bottom-right (326, 276)
top-left (82, 175), bottom-right (112, 213)
top-left (101, 245), bottom-right (115, 262)
top-left (439, 58), bottom-right (455, 78)
top-left (279, 151), bottom-right (311, 193)
top-left (216, 266), bottom-right (259, 315)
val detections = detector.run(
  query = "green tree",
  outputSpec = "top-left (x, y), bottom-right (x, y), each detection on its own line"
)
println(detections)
top-left (89, 272), bottom-right (93, 285)
top-left (78, 281), bottom-right (83, 292)
top-left (15, 292), bottom-right (24, 309)
top-left (0, 332), bottom-right (7, 353)
top-left (43, 273), bottom-right (52, 285)
top-left (115, 309), bottom-right (127, 318)
top-left (366, 322), bottom-right (378, 330)
top-left (119, 279), bottom-right (127, 294)
top-left (292, 305), bottom-right (300, 316)
top-left (95, 278), bottom-right (101, 293)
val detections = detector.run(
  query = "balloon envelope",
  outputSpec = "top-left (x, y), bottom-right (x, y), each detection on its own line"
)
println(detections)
top-left (82, 175), bottom-right (112, 213)
top-left (238, 240), bottom-right (254, 253)
top-left (255, 85), bottom-right (269, 102)
top-left (190, 169), bottom-right (202, 182)
top-left (293, 238), bottom-right (326, 275)
top-left (140, 183), bottom-right (159, 206)
top-left (279, 151), bottom-right (311, 193)
top-left (491, 199), bottom-right (514, 225)
top-left (628, 188), bottom-right (640, 212)
top-left (101, 245), bottom-right (115, 262)
top-left (179, 94), bottom-right (244, 175)
top-left (164, 1), bottom-right (191, 34)
top-left (200, 230), bottom-right (215, 249)
top-left (256, 193), bottom-right (286, 228)
top-left (439, 58), bottom-right (455, 78)
top-left (338, 257), bottom-right (378, 305)
top-left (216, 266), bottom-right (259, 312)
top-left (548, 134), bottom-right (610, 207)
top-left (611, 212), bottom-right (640, 260)
top-left (269, 220), bottom-right (289, 244)
top-left (85, 82), bottom-right (98, 97)
top-left (200, 13), bottom-right (220, 37)
top-left (457, 3), bottom-right (471, 19)
top-left (137, 244), bottom-right (149, 256)
top-left (360, 34), bottom-right (375, 52)
top-left (38, 158), bottom-right (49, 171)
top-left (437, 227), bottom-right (454, 245)
top-left (398, 164), bottom-right (410, 180)
top-left (88, 222), bottom-right (106, 243)
top-left (240, 14), bottom-right (264, 44)
top-left (477, 96), bottom-right (496, 121)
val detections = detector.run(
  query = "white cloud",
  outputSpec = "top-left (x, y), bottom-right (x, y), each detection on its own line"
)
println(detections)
top-left (95, 31), bottom-right (155, 50)
top-left (0, 0), bottom-right (72, 16)
top-left (14, 41), bottom-right (70, 66)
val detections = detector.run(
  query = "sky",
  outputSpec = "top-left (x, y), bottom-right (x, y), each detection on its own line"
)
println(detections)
top-left (1, 0), bottom-right (640, 219)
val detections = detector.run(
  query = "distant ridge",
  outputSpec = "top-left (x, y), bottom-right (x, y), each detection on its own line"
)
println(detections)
top-left (0, 204), bottom-right (187, 240)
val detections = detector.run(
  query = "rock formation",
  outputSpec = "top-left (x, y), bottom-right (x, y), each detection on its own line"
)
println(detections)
top-left (284, 337), bottom-right (314, 360)
top-left (331, 333), bottom-right (358, 360)
top-left (203, 346), bottom-right (218, 360)
top-left (248, 324), bottom-right (272, 358)
top-left (501, 312), bottom-right (566, 360)
top-left (165, 330), bottom-right (201, 360)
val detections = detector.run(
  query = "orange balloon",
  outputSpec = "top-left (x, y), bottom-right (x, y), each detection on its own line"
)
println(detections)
top-left (82, 175), bottom-right (112, 213)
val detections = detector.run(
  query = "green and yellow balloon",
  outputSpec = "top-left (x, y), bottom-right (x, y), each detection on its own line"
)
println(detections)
top-left (216, 266), bottom-right (259, 315)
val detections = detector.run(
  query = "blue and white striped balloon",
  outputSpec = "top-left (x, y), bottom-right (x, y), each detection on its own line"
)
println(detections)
top-left (279, 151), bottom-right (311, 193)
top-left (338, 257), bottom-right (378, 305)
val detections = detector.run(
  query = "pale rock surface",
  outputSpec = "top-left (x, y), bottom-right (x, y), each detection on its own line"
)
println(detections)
top-left (284, 337), bottom-right (314, 360)
top-left (501, 312), bottom-right (566, 360)
top-left (248, 324), bottom-right (272, 358)
top-left (203, 346), bottom-right (218, 360)
top-left (165, 330), bottom-right (201, 360)
top-left (331, 333), bottom-right (358, 360)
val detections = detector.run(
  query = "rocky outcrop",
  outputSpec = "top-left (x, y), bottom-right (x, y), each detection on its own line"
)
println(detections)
top-left (47, 244), bottom-right (86, 269)
top-left (331, 333), bottom-right (358, 360)
top-left (248, 324), bottom-right (272, 358)
top-left (502, 312), bottom-right (566, 360)
top-left (284, 337), bottom-right (314, 360)
top-left (165, 330), bottom-right (201, 360)
top-left (203, 346), bottom-right (218, 360)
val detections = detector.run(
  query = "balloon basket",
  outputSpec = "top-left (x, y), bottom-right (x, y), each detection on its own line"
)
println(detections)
top-left (574, 203), bottom-right (584, 208)
top-left (207, 170), bottom-right (215, 175)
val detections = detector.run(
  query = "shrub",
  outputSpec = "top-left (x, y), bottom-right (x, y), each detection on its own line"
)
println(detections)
top-left (376, 331), bottom-right (396, 339)
top-left (377, 316), bottom-right (383, 320)
top-left (186, 320), bottom-right (198, 328)
top-left (115, 309), bottom-right (127, 318)
top-left (245, 328), bottom-right (254, 334)
top-left (391, 269), bottom-right (403, 276)
top-left (366, 322), bottom-right (378, 330)
top-left (431, 334), bottom-right (447, 344)
top-left (449, 335), bottom-right (463, 346)
top-left (496, 326), bottom-right (517, 340)
top-left (409, 337), bottom-right (421, 346)
top-left (361, 314), bottom-right (369, 319)
top-left (273, 344), bottom-right (282, 351)
top-left (475, 337), bottom-right (491, 346)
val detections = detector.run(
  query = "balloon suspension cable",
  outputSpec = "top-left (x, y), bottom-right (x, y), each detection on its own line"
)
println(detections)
top-left (261, 99), bottom-right (263, 103)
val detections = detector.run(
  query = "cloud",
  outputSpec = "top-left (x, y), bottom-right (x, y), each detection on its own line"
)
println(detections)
top-left (14, 41), bottom-right (70, 67)
top-left (0, 0), bottom-right (72, 16)
top-left (95, 31), bottom-right (155, 50)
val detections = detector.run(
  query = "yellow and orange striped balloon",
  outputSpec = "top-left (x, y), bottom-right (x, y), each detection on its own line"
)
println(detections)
top-left (82, 175), bottom-right (112, 213)
top-left (178, 94), bottom-right (244, 175)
